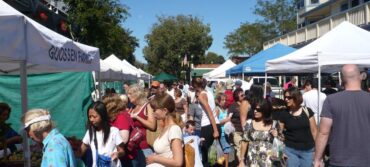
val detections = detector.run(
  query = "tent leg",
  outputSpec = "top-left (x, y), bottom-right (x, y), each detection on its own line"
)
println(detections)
top-left (20, 61), bottom-right (31, 167)
top-left (318, 67), bottom-right (321, 125)
top-left (264, 73), bottom-right (267, 98)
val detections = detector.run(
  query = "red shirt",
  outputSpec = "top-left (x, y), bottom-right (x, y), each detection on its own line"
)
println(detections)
top-left (110, 111), bottom-right (135, 159)
top-left (111, 111), bottom-right (132, 131)
top-left (225, 89), bottom-right (234, 109)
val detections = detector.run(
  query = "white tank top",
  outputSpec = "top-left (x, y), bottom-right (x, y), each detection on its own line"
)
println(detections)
top-left (199, 90), bottom-right (220, 127)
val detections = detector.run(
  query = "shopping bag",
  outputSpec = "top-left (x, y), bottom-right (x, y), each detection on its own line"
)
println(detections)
top-left (208, 139), bottom-right (224, 166)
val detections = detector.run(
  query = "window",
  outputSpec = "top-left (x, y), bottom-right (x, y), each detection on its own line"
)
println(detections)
top-left (311, 0), bottom-right (319, 4)
top-left (297, 0), bottom-right (305, 9)
top-left (351, 0), bottom-right (360, 7)
top-left (341, 3), bottom-right (349, 11)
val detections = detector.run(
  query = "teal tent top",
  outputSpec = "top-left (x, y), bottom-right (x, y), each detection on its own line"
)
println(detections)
top-left (153, 72), bottom-right (178, 81)
top-left (226, 43), bottom-right (296, 75)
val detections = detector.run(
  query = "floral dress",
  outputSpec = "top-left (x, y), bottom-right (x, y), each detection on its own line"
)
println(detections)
top-left (243, 119), bottom-right (283, 167)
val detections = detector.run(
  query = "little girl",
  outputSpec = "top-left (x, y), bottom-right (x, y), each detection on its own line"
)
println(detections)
top-left (76, 101), bottom-right (125, 167)
top-left (215, 93), bottom-right (231, 167)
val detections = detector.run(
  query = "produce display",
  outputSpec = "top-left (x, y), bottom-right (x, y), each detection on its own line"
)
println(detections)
top-left (0, 151), bottom-right (42, 167)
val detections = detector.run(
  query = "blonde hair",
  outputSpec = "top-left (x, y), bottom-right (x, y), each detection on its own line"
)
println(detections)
top-left (150, 93), bottom-right (184, 128)
top-left (103, 94), bottom-right (127, 120)
top-left (128, 84), bottom-right (148, 105)
top-left (22, 109), bottom-right (54, 138)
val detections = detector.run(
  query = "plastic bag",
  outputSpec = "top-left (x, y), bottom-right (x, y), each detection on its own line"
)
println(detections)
top-left (208, 139), bottom-right (224, 166)
top-left (271, 138), bottom-right (284, 161)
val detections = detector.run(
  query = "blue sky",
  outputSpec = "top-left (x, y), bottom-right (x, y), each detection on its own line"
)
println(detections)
top-left (121, 0), bottom-right (259, 63)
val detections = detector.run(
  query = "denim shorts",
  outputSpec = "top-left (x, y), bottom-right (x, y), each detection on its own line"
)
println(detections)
top-left (219, 135), bottom-right (231, 154)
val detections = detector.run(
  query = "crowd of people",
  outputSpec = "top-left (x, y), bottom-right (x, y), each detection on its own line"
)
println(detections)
top-left (0, 64), bottom-right (369, 167)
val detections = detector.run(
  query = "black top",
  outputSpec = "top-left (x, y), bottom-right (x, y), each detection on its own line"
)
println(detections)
top-left (228, 102), bottom-right (243, 133)
top-left (279, 107), bottom-right (315, 150)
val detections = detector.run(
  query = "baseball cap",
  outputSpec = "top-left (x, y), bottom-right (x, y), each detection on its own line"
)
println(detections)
top-left (226, 79), bottom-right (234, 89)
top-left (151, 81), bottom-right (160, 88)
top-left (235, 80), bottom-right (242, 86)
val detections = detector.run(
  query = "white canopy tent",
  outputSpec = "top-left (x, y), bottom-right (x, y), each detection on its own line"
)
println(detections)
top-left (203, 59), bottom-right (236, 79)
top-left (104, 54), bottom-right (136, 80)
top-left (266, 21), bottom-right (370, 124)
top-left (122, 59), bottom-right (153, 82)
top-left (98, 59), bottom-right (123, 81)
top-left (0, 1), bottom-right (100, 166)
top-left (266, 21), bottom-right (370, 74)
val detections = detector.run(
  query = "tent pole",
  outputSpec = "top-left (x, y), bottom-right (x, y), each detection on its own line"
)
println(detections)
top-left (96, 71), bottom-right (101, 100)
top-left (242, 72), bottom-right (244, 81)
top-left (317, 52), bottom-right (322, 125)
top-left (264, 73), bottom-right (267, 98)
top-left (20, 61), bottom-right (31, 167)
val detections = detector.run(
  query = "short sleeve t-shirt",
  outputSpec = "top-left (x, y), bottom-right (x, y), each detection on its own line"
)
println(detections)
top-left (111, 111), bottom-right (132, 131)
top-left (321, 90), bottom-right (370, 166)
top-left (279, 107), bottom-right (315, 150)
top-left (147, 125), bottom-right (183, 167)
top-left (82, 127), bottom-right (123, 167)
top-left (189, 103), bottom-right (202, 131)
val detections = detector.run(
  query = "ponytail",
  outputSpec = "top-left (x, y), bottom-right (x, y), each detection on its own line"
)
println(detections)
top-left (168, 111), bottom-right (184, 129)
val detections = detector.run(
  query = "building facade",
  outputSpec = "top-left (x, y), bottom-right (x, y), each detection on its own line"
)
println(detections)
top-left (264, 0), bottom-right (370, 49)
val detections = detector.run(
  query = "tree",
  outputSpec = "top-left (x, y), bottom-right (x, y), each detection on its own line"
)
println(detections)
top-left (144, 15), bottom-right (212, 78)
top-left (63, 0), bottom-right (138, 62)
top-left (224, 22), bottom-right (267, 56)
top-left (201, 52), bottom-right (225, 64)
top-left (224, 0), bottom-right (298, 57)
top-left (255, 0), bottom-right (298, 36)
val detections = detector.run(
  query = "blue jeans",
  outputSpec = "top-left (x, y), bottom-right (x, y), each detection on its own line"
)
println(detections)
top-left (129, 148), bottom-right (153, 167)
top-left (284, 146), bottom-right (313, 167)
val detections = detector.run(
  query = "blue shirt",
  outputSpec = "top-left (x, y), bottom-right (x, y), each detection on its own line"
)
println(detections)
top-left (42, 129), bottom-right (76, 167)
top-left (217, 106), bottom-right (228, 136)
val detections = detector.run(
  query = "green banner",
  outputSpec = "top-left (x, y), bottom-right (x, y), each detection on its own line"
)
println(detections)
top-left (0, 72), bottom-right (94, 139)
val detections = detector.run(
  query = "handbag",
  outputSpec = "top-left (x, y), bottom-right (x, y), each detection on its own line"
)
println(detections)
top-left (93, 130), bottom-right (112, 167)
top-left (127, 124), bottom-right (145, 152)
top-left (184, 139), bottom-right (195, 167)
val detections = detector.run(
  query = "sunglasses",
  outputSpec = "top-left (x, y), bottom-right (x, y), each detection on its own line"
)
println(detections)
top-left (284, 96), bottom-right (293, 100)
top-left (254, 108), bottom-right (262, 112)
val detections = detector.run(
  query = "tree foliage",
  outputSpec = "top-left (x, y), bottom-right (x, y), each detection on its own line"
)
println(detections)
top-left (224, 22), bottom-right (267, 56)
top-left (144, 15), bottom-right (212, 77)
top-left (224, 0), bottom-right (298, 57)
top-left (64, 0), bottom-right (138, 62)
top-left (255, 0), bottom-right (298, 35)
top-left (201, 52), bottom-right (225, 64)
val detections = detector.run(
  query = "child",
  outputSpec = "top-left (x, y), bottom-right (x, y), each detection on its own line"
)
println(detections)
top-left (76, 101), bottom-right (125, 167)
top-left (183, 120), bottom-right (204, 167)
top-left (215, 93), bottom-right (231, 167)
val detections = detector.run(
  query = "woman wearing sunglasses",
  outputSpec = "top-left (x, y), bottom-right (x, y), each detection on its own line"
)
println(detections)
top-left (279, 87), bottom-right (317, 167)
top-left (238, 99), bottom-right (283, 167)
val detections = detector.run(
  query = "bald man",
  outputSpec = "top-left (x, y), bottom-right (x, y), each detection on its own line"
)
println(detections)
top-left (314, 64), bottom-right (370, 167)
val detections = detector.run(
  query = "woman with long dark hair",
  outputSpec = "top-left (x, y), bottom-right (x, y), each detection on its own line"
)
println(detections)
top-left (280, 87), bottom-right (317, 167)
top-left (239, 99), bottom-right (283, 167)
top-left (76, 101), bottom-right (125, 167)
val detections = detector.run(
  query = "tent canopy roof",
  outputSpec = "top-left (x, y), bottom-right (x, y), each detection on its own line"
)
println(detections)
top-left (203, 60), bottom-right (236, 79)
top-left (266, 22), bottom-right (370, 74)
top-left (0, 0), bottom-right (100, 74)
top-left (227, 44), bottom-right (296, 75)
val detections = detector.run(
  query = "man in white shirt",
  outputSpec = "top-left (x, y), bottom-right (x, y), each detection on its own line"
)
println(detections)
top-left (303, 78), bottom-right (327, 124)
